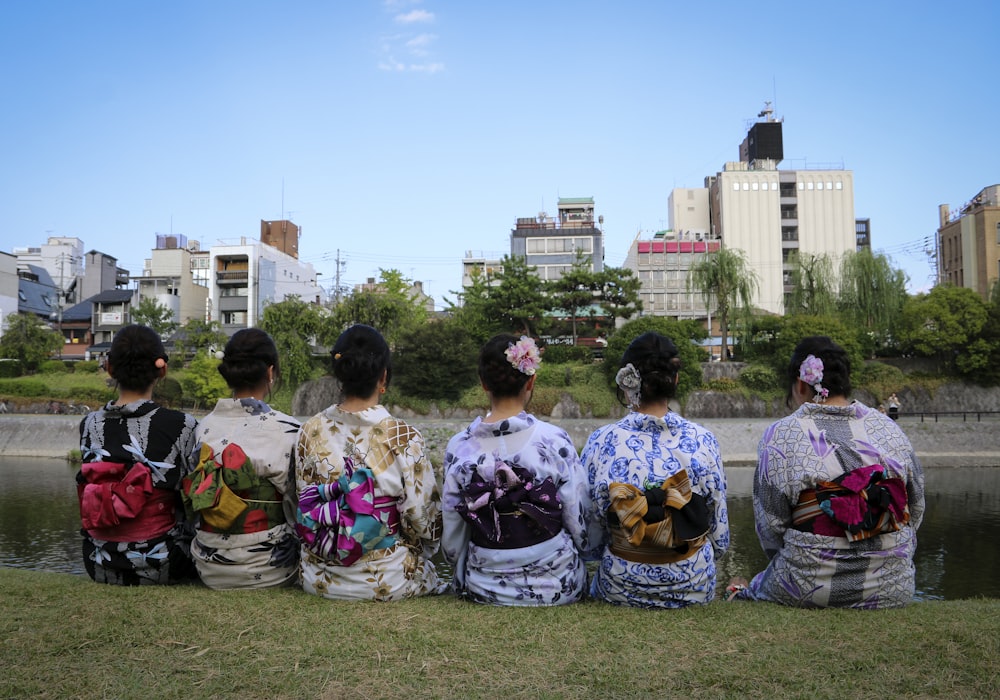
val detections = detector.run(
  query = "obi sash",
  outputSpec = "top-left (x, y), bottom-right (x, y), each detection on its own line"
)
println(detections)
top-left (456, 462), bottom-right (563, 550)
top-left (77, 461), bottom-right (176, 542)
top-left (607, 469), bottom-right (709, 564)
top-left (296, 456), bottom-right (401, 566)
top-left (792, 464), bottom-right (909, 542)
top-left (183, 443), bottom-right (286, 535)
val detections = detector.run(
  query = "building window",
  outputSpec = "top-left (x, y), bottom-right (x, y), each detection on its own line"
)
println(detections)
top-left (752, 182), bottom-right (759, 191)
top-left (733, 182), bottom-right (740, 191)
top-left (807, 182), bottom-right (814, 190)
top-left (798, 182), bottom-right (804, 190)
top-left (742, 183), bottom-right (749, 191)
top-left (836, 181), bottom-right (843, 190)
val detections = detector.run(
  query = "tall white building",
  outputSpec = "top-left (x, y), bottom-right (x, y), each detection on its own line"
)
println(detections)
top-left (698, 111), bottom-right (856, 316)
top-left (209, 230), bottom-right (324, 334)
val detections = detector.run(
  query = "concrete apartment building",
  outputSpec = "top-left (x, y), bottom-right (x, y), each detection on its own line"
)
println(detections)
top-left (461, 250), bottom-right (505, 289)
top-left (209, 220), bottom-right (324, 334)
top-left (623, 230), bottom-right (721, 319)
top-left (694, 110), bottom-right (857, 316)
top-left (937, 184), bottom-right (1000, 301)
top-left (136, 234), bottom-right (210, 326)
top-left (510, 197), bottom-right (605, 280)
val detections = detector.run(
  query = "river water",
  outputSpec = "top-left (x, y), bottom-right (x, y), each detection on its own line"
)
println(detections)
top-left (2, 457), bottom-right (998, 600)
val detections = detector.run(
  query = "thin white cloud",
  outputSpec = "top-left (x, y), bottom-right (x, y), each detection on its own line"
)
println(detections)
top-left (377, 3), bottom-right (443, 73)
top-left (395, 9), bottom-right (434, 24)
top-left (405, 34), bottom-right (436, 57)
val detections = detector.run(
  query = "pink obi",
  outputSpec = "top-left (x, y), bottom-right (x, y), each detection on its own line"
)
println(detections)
top-left (77, 461), bottom-right (177, 542)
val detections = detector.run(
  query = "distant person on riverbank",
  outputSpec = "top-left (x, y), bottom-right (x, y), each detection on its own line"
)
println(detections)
top-left (76, 324), bottom-right (198, 585)
top-left (442, 334), bottom-right (594, 606)
top-left (184, 329), bottom-right (300, 590)
top-left (728, 336), bottom-right (925, 609)
top-left (295, 324), bottom-right (443, 600)
top-left (581, 332), bottom-right (730, 608)
top-left (888, 393), bottom-right (900, 421)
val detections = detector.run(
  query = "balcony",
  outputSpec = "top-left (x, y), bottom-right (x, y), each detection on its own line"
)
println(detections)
top-left (216, 270), bottom-right (249, 285)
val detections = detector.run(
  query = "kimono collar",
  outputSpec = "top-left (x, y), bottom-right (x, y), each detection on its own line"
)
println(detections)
top-left (468, 411), bottom-right (536, 439)
top-left (212, 397), bottom-right (273, 416)
top-left (326, 403), bottom-right (393, 427)
top-left (102, 398), bottom-right (159, 418)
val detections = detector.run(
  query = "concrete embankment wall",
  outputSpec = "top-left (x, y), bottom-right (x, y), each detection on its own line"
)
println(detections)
top-left (0, 415), bottom-right (82, 458)
top-left (1, 414), bottom-right (997, 468)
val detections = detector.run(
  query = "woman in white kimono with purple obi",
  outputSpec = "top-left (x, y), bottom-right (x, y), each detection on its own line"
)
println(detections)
top-left (442, 334), bottom-right (595, 606)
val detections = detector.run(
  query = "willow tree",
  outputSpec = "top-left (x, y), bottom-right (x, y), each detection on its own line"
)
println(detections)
top-left (688, 247), bottom-right (758, 361)
top-left (837, 249), bottom-right (907, 352)
top-left (786, 251), bottom-right (838, 317)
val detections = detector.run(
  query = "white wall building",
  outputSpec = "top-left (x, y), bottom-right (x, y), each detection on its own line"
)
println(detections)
top-left (209, 237), bottom-right (325, 334)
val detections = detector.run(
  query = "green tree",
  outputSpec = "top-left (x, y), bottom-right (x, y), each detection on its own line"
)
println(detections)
top-left (261, 296), bottom-right (325, 389)
top-left (593, 266), bottom-right (642, 330)
top-left (172, 318), bottom-right (227, 362)
top-left (786, 251), bottom-right (838, 318)
top-left (837, 248), bottom-right (908, 354)
top-left (330, 269), bottom-right (428, 349)
top-left (0, 313), bottom-right (63, 371)
top-left (898, 285), bottom-right (989, 375)
top-left (131, 297), bottom-right (178, 338)
top-left (688, 247), bottom-right (759, 362)
top-left (548, 253), bottom-right (598, 345)
top-left (451, 255), bottom-right (549, 343)
top-left (393, 319), bottom-right (480, 401)
top-left (603, 316), bottom-right (707, 401)
top-left (178, 350), bottom-right (229, 409)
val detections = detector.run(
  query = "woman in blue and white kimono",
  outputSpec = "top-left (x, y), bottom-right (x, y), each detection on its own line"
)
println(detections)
top-left (442, 334), bottom-right (595, 606)
top-left (581, 331), bottom-right (730, 608)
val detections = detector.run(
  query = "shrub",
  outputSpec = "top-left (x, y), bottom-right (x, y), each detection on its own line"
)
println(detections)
top-left (739, 364), bottom-right (780, 393)
top-left (540, 344), bottom-right (592, 364)
top-left (0, 360), bottom-right (21, 378)
top-left (153, 377), bottom-right (183, 407)
top-left (74, 360), bottom-right (100, 374)
top-left (857, 361), bottom-right (907, 400)
top-left (39, 360), bottom-right (70, 374)
top-left (704, 377), bottom-right (741, 392)
top-left (394, 321), bottom-right (480, 401)
top-left (0, 379), bottom-right (48, 397)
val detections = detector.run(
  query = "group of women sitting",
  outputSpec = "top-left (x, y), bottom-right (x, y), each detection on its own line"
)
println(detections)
top-left (75, 323), bottom-right (924, 610)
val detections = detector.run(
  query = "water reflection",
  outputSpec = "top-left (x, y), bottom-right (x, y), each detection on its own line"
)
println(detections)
top-left (2, 458), bottom-right (998, 600)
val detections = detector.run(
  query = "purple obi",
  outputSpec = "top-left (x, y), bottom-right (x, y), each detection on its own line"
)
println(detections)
top-left (456, 461), bottom-right (563, 549)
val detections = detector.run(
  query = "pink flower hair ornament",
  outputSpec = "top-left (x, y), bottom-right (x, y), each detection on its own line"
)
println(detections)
top-left (799, 354), bottom-right (829, 403)
top-left (505, 336), bottom-right (541, 376)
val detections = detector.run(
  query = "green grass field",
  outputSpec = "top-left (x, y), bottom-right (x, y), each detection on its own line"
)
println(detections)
top-left (2, 568), bottom-right (997, 699)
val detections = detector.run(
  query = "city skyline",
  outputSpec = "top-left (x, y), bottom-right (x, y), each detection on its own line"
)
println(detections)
top-left (2, 1), bottom-right (997, 309)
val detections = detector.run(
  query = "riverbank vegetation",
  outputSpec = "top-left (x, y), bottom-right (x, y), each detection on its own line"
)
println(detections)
top-left (2, 251), bottom-right (999, 417)
top-left (1, 567), bottom-right (997, 699)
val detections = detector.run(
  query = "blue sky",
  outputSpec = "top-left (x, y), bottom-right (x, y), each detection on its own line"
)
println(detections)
top-left (2, 1), bottom-right (997, 309)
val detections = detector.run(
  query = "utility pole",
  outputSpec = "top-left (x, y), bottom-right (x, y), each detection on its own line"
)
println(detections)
top-left (334, 249), bottom-right (347, 304)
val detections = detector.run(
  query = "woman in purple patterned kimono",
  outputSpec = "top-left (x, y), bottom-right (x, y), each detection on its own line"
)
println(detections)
top-left (77, 325), bottom-right (198, 585)
top-left (729, 336), bottom-right (925, 608)
top-left (185, 328), bottom-right (300, 590)
top-left (442, 334), bottom-right (595, 606)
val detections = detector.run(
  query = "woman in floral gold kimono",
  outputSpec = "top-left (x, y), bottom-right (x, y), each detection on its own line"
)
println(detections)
top-left (295, 324), bottom-right (444, 600)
